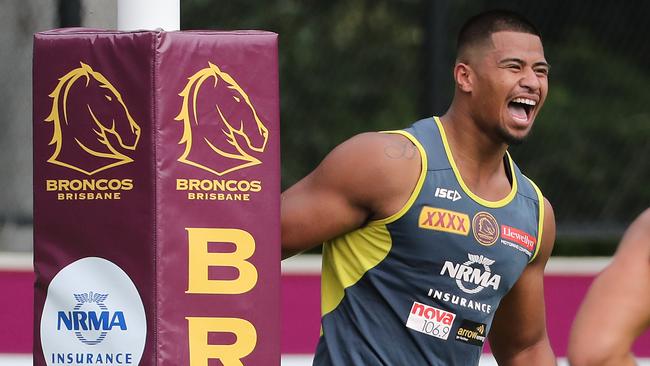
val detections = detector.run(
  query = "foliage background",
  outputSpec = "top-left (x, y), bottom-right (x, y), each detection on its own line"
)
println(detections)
top-left (0, 0), bottom-right (647, 254)
top-left (182, 0), bottom-right (650, 255)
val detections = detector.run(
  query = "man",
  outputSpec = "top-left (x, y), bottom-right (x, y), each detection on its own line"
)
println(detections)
top-left (568, 209), bottom-right (650, 366)
top-left (282, 10), bottom-right (556, 365)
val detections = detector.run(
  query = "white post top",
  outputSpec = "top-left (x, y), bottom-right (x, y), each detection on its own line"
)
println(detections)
top-left (117, 0), bottom-right (180, 31)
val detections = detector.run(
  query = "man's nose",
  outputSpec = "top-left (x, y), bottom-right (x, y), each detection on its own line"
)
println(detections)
top-left (519, 67), bottom-right (541, 92)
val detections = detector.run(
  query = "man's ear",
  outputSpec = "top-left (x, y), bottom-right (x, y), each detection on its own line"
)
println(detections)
top-left (454, 63), bottom-right (473, 93)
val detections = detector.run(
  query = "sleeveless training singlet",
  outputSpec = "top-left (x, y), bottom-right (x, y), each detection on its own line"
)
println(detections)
top-left (313, 117), bottom-right (545, 365)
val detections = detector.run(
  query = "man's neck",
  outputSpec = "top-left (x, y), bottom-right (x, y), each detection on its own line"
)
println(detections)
top-left (439, 107), bottom-right (512, 200)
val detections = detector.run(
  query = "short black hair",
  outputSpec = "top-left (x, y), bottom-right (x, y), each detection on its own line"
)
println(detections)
top-left (457, 10), bottom-right (542, 59)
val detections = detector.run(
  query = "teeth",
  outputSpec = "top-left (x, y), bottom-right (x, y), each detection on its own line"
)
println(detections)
top-left (512, 97), bottom-right (536, 106)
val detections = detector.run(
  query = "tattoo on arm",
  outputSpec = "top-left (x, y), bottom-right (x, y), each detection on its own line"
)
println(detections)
top-left (384, 140), bottom-right (417, 160)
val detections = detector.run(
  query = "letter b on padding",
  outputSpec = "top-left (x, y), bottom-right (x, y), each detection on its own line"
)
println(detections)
top-left (186, 228), bottom-right (258, 294)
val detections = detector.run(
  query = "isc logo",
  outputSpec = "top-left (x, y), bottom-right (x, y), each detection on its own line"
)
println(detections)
top-left (435, 187), bottom-right (461, 202)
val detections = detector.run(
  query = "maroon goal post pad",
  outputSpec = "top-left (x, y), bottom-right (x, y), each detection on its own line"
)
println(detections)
top-left (33, 29), bottom-right (280, 365)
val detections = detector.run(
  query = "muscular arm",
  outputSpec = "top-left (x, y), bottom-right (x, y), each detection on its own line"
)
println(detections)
top-left (488, 198), bottom-right (557, 366)
top-left (568, 208), bottom-right (650, 366)
top-left (281, 132), bottom-right (421, 259)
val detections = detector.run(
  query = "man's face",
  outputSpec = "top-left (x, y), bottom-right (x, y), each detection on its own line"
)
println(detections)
top-left (469, 31), bottom-right (549, 145)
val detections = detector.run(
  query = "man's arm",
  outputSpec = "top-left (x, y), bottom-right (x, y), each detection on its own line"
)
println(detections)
top-left (488, 198), bottom-right (556, 366)
top-left (568, 209), bottom-right (650, 366)
top-left (281, 132), bottom-right (421, 259)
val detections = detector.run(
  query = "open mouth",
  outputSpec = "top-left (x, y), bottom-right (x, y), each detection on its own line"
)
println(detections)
top-left (507, 97), bottom-right (536, 122)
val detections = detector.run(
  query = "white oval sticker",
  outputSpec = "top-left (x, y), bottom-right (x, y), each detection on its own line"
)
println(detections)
top-left (40, 257), bottom-right (147, 365)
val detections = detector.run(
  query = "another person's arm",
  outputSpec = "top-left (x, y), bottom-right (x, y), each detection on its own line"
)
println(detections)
top-left (488, 198), bottom-right (557, 365)
top-left (281, 132), bottom-right (421, 259)
top-left (568, 209), bottom-right (650, 366)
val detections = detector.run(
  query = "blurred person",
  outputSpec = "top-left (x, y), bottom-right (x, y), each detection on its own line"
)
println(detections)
top-left (568, 209), bottom-right (650, 366)
top-left (282, 9), bottom-right (556, 365)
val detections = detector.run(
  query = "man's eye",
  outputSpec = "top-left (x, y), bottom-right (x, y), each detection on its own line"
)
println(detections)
top-left (535, 68), bottom-right (549, 76)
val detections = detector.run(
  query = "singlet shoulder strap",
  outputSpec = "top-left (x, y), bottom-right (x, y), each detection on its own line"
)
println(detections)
top-left (525, 176), bottom-right (545, 263)
top-left (403, 117), bottom-right (451, 171)
top-left (375, 129), bottom-right (428, 225)
top-left (511, 162), bottom-right (545, 263)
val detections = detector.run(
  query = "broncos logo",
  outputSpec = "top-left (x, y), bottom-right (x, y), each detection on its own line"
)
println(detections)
top-left (45, 62), bottom-right (141, 175)
top-left (175, 62), bottom-right (269, 176)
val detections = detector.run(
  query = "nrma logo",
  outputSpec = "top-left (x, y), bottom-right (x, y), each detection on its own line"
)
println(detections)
top-left (57, 292), bottom-right (127, 345)
top-left (440, 254), bottom-right (501, 294)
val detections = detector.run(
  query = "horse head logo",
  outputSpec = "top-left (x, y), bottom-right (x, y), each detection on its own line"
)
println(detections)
top-left (45, 62), bottom-right (141, 175)
top-left (175, 62), bottom-right (269, 176)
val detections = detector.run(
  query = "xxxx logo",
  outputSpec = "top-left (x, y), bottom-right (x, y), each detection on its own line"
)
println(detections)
top-left (419, 207), bottom-right (470, 236)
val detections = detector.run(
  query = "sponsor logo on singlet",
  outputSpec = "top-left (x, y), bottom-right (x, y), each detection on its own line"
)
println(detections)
top-left (472, 212), bottom-right (499, 246)
top-left (427, 288), bottom-right (493, 314)
top-left (455, 319), bottom-right (487, 346)
top-left (501, 225), bottom-right (536, 252)
top-left (434, 187), bottom-right (462, 202)
top-left (419, 207), bottom-right (470, 236)
top-left (405, 302), bottom-right (456, 340)
top-left (440, 253), bottom-right (501, 294)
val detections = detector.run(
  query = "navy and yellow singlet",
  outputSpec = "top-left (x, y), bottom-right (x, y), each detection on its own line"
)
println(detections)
top-left (314, 117), bottom-right (545, 365)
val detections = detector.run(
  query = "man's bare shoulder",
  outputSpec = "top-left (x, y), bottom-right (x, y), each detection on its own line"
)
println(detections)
top-left (326, 131), bottom-right (416, 159)
top-left (615, 208), bottom-right (650, 259)
top-left (322, 132), bottom-right (419, 172)
top-left (321, 132), bottom-right (422, 219)
top-left (632, 208), bottom-right (650, 234)
top-left (280, 131), bottom-right (423, 256)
